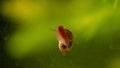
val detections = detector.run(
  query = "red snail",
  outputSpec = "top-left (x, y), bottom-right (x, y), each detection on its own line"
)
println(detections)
top-left (56, 26), bottom-right (73, 53)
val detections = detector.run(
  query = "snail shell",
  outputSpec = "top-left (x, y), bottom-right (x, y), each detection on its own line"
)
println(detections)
top-left (56, 26), bottom-right (73, 53)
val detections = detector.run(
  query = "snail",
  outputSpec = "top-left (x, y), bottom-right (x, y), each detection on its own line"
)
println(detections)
top-left (56, 26), bottom-right (73, 53)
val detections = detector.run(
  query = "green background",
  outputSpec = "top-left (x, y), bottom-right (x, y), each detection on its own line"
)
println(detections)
top-left (1, 0), bottom-right (120, 68)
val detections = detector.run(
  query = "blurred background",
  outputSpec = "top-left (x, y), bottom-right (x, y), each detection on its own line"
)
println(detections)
top-left (0, 0), bottom-right (120, 68)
